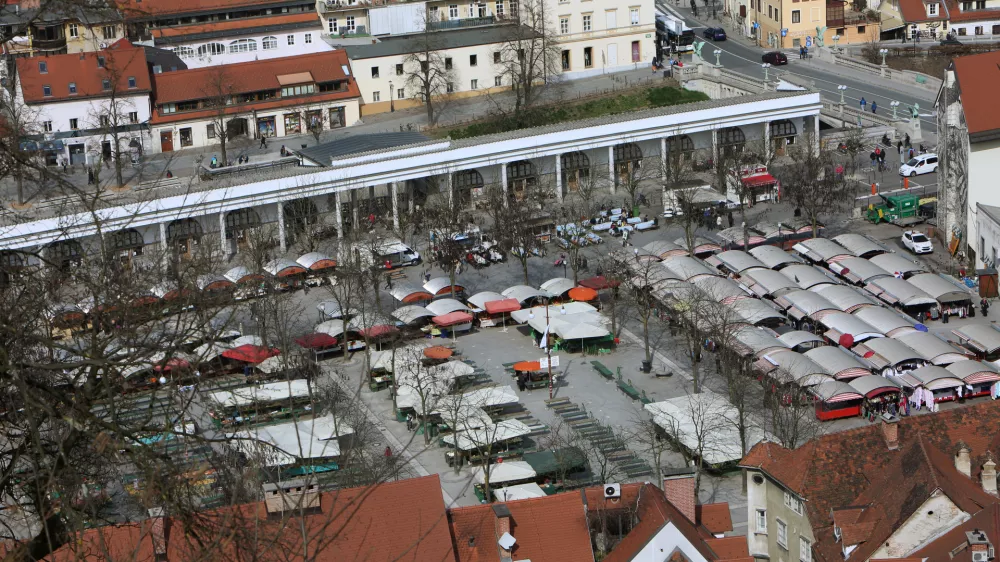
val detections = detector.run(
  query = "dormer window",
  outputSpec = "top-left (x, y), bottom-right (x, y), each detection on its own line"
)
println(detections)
top-left (928, 2), bottom-right (938, 15)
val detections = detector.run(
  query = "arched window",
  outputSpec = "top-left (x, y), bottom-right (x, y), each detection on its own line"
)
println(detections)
top-left (507, 160), bottom-right (535, 180)
top-left (719, 127), bottom-right (746, 146)
top-left (770, 120), bottom-right (797, 138)
top-left (173, 46), bottom-right (195, 59)
top-left (167, 218), bottom-right (202, 242)
top-left (453, 170), bottom-right (484, 190)
top-left (613, 142), bottom-right (642, 163)
top-left (666, 135), bottom-right (694, 154)
top-left (225, 208), bottom-right (260, 231)
top-left (110, 229), bottom-right (144, 252)
top-left (262, 36), bottom-right (278, 50)
top-left (228, 39), bottom-right (258, 53)
top-left (46, 240), bottom-right (83, 269)
top-left (197, 43), bottom-right (226, 56)
top-left (560, 151), bottom-right (590, 171)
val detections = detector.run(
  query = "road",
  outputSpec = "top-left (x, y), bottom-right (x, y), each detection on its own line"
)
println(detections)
top-left (656, 0), bottom-right (940, 136)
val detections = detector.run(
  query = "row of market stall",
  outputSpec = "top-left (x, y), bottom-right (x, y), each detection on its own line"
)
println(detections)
top-left (627, 235), bottom-right (998, 423)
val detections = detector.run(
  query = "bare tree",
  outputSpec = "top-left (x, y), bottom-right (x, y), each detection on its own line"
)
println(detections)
top-left (201, 66), bottom-right (242, 167)
top-left (87, 44), bottom-right (145, 189)
top-left (771, 132), bottom-right (853, 237)
top-left (627, 408), bottom-right (672, 486)
top-left (493, 0), bottom-right (562, 120)
top-left (650, 391), bottom-right (732, 494)
top-left (763, 380), bottom-right (823, 449)
top-left (402, 17), bottom-right (455, 125)
top-left (483, 183), bottom-right (547, 284)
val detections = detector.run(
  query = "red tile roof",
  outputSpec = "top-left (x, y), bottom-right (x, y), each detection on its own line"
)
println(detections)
top-left (150, 51), bottom-right (360, 125)
top-left (449, 491), bottom-right (594, 562)
top-left (953, 51), bottom-right (1000, 136)
top-left (35, 475), bottom-right (455, 561)
top-left (151, 12), bottom-right (320, 39)
top-left (697, 503), bottom-right (734, 535)
top-left (946, 1), bottom-right (1000, 21)
top-left (705, 537), bottom-right (752, 560)
top-left (117, 0), bottom-right (289, 18)
top-left (741, 400), bottom-right (1000, 562)
top-left (16, 42), bottom-right (151, 104)
top-left (898, 0), bottom-right (949, 22)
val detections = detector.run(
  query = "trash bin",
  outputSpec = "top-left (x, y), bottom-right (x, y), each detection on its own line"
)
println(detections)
top-left (641, 360), bottom-right (652, 373)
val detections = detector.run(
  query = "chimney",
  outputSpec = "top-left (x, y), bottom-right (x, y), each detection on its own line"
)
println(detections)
top-left (956, 443), bottom-right (972, 478)
top-left (262, 478), bottom-right (321, 515)
top-left (966, 530), bottom-right (994, 561)
top-left (880, 417), bottom-right (899, 451)
top-left (148, 507), bottom-right (167, 561)
top-left (663, 468), bottom-right (697, 524)
top-left (983, 453), bottom-right (998, 496)
top-left (492, 504), bottom-right (514, 562)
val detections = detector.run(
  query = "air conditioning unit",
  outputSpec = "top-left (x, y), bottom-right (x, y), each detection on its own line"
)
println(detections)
top-left (604, 483), bottom-right (621, 499)
top-left (974, 552), bottom-right (989, 562)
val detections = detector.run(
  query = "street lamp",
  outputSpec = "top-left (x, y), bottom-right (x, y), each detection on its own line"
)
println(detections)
top-left (879, 48), bottom-right (889, 66)
top-left (761, 62), bottom-right (771, 81)
top-left (832, 34), bottom-right (841, 49)
top-left (714, 49), bottom-right (722, 66)
top-left (838, 84), bottom-right (847, 104)
top-left (528, 302), bottom-right (566, 399)
top-left (890, 100), bottom-right (901, 119)
top-left (389, 80), bottom-right (395, 112)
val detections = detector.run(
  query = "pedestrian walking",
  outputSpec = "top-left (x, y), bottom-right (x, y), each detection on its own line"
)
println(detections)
top-left (384, 273), bottom-right (393, 290)
top-left (87, 168), bottom-right (94, 185)
top-left (727, 211), bottom-right (734, 228)
top-left (405, 413), bottom-right (414, 431)
top-left (870, 150), bottom-right (877, 168)
top-left (897, 140), bottom-right (903, 157)
top-left (716, 215), bottom-right (722, 229)
top-left (860, 97), bottom-right (867, 111)
top-left (384, 446), bottom-right (392, 458)
top-left (871, 101), bottom-right (877, 114)
top-left (259, 136), bottom-right (267, 149)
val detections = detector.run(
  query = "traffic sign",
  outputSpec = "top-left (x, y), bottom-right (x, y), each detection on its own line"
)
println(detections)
top-left (805, 36), bottom-right (812, 47)
top-left (781, 28), bottom-right (788, 36)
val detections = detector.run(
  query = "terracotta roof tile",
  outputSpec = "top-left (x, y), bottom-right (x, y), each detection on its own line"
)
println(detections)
top-left (705, 536), bottom-right (750, 560)
top-left (898, 0), bottom-right (949, 22)
top-left (117, 0), bottom-right (288, 18)
top-left (16, 42), bottom-right (151, 104)
top-left (449, 491), bottom-right (594, 562)
top-left (697, 503), bottom-right (734, 535)
top-left (151, 12), bottom-right (319, 39)
top-left (741, 400), bottom-right (1000, 562)
top-left (953, 51), bottom-right (1000, 136)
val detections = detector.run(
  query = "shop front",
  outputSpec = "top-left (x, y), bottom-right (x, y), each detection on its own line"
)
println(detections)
top-left (284, 113), bottom-right (301, 135)
top-left (257, 116), bottom-right (277, 138)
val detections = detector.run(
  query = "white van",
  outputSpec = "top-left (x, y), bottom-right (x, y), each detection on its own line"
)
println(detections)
top-left (899, 153), bottom-right (938, 177)
top-left (370, 239), bottom-right (421, 268)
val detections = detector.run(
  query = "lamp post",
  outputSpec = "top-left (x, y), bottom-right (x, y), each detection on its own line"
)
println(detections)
top-left (832, 34), bottom-right (841, 50)
top-left (761, 62), bottom-right (771, 81)
top-left (714, 49), bottom-right (722, 66)
top-left (389, 80), bottom-right (395, 112)
top-left (528, 301), bottom-right (566, 399)
top-left (838, 84), bottom-right (847, 104)
top-left (890, 100), bottom-right (900, 119)
top-left (879, 48), bottom-right (888, 66)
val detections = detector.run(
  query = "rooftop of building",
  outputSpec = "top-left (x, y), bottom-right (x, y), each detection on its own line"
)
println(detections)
top-left (740, 399), bottom-right (1000, 562)
top-left (116, 0), bottom-right (309, 20)
top-left (340, 24), bottom-right (533, 60)
top-left (897, 0), bottom-right (950, 22)
top-left (952, 51), bottom-right (1000, 138)
top-left (16, 39), bottom-right (152, 104)
top-left (297, 131), bottom-right (432, 165)
top-left (150, 12), bottom-right (321, 44)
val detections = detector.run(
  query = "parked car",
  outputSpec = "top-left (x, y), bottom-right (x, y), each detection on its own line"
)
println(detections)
top-left (762, 51), bottom-right (788, 65)
top-left (940, 37), bottom-right (963, 46)
top-left (703, 27), bottom-right (727, 40)
top-left (902, 230), bottom-right (933, 254)
top-left (899, 153), bottom-right (938, 177)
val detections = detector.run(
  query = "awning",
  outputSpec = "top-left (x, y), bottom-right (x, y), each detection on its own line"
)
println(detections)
top-left (578, 276), bottom-right (620, 290)
top-left (360, 324), bottom-right (399, 338)
top-left (225, 266), bottom-right (266, 284)
top-left (484, 299), bottom-right (521, 315)
top-left (221, 344), bottom-right (280, 364)
top-left (568, 287), bottom-right (598, 301)
top-left (264, 259), bottom-right (307, 278)
top-left (423, 346), bottom-right (453, 360)
top-left (513, 361), bottom-right (542, 372)
top-left (295, 333), bottom-right (339, 350)
top-left (432, 311), bottom-right (473, 327)
top-left (296, 252), bottom-right (337, 271)
top-left (741, 174), bottom-right (778, 188)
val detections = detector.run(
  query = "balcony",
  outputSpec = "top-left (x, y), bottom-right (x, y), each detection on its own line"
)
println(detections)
top-left (319, 0), bottom-right (368, 13)
top-left (427, 15), bottom-right (496, 30)
top-left (31, 36), bottom-right (67, 52)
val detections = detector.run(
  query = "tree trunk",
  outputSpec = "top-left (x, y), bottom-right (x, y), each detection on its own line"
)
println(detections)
top-left (220, 134), bottom-right (228, 167)
top-left (521, 258), bottom-right (530, 284)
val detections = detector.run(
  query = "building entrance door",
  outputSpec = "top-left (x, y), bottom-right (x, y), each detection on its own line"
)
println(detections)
top-left (160, 131), bottom-right (173, 153)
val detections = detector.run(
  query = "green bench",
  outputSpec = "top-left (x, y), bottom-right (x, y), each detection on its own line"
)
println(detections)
top-left (591, 361), bottom-right (614, 380)
top-left (640, 390), bottom-right (654, 405)
top-left (616, 374), bottom-right (641, 401)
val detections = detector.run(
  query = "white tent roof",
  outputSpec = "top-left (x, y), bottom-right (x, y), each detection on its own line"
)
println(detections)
top-left (854, 307), bottom-right (919, 336)
top-left (793, 238), bottom-right (850, 263)
top-left (741, 268), bottom-right (799, 298)
top-left (749, 245), bottom-right (804, 269)
top-left (539, 277), bottom-right (576, 296)
top-left (473, 461), bottom-right (537, 485)
top-left (467, 291), bottom-right (505, 310)
top-left (254, 355), bottom-right (293, 374)
top-left (645, 391), bottom-right (770, 465)
top-left (907, 273), bottom-right (974, 304)
top-left (502, 285), bottom-right (552, 303)
top-left (296, 252), bottom-right (335, 269)
top-left (227, 415), bottom-right (352, 467)
top-left (210, 380), bottom-right (310, 408)
top-left (731, 298), bottom-right (784, 326)
top-left (781, 264), bottom-right (839, 290)
top-left (392, 305), bottom-right (435, 324)
top-left (494, 482), bottom-right (547, 502)
top-left (264, 258), bottom-right (304, 276)
top-left (510, 302), bottom-right (597, 323)
top-left (426, 298), bottom-right (470, 316)
top-left (369, 343), bottom-right (431, 372)
top-left (866, 277), bottom-right (937, 308)
top-left (441, 419), bottom-right (532, 451)
top-left (812, 284), bottom-right (878, 313)
top-left (424, 277), bottom-right (460, 295)
top-left (832, 233), bottom-right (889, 258)
top-left (869, 253), bottom-right (927, 277)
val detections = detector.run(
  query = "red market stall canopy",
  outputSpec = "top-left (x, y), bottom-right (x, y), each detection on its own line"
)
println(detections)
top-left (578, 276), bottom-right (620, 290)
top-left (424, 346), bottom-right (454, 360)
top-left (512, 361), bottom-right (542, 372)
top-left (152, 282), bottom-right (191, 301)
top-left (568, 287), bottom-right (598, 302)
top-left (225, 266), bottom-right (267, 285)
top-left (484, 299), bottom-right (521, 315)
top-left (222, 344), bottom-right (280, 364)
top-left (297, 252), bottom-right (337, 271)
top-left (197, 274), bottom-right (235, 292)
top-left (295, 333), bottom-right (339, 350)
top-left (360, 324), bottom-right (400, 338)
top-left (741, 173), bottom-right (778, 189)
top-left (153, 357), bottom-right (191, 372)
top-left (264, 259), bottom-right (307, 278)
top-left (432, 311), bottom-right (474, 327)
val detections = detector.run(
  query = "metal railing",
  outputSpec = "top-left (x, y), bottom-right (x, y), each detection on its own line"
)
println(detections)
top-left (428, 16), bottom-right (496, 30)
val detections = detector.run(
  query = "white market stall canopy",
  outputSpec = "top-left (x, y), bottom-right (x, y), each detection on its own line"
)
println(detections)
top-left (227, 415), bottom-right (352, 467)
top-left (510, 302), bottom-right (597, 324)
top-left (210, 380), bottom-right (311, 409)
top-left (425, 298), bottom-right (470, 316)
top-left (645, 390), bottom-right (769, 466)
top-left (467, 291), bottom-right (505, 310)
top-left (494, 482), bottom-right (547, 502)
top-left (539, 277), bottom-right (576, 296)
top-left (392, 305), bottom-right (436, 324)
top-left (473, 460), bottom-right (537, 485)
top-left (441, 419), bottom-right (531, 451)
